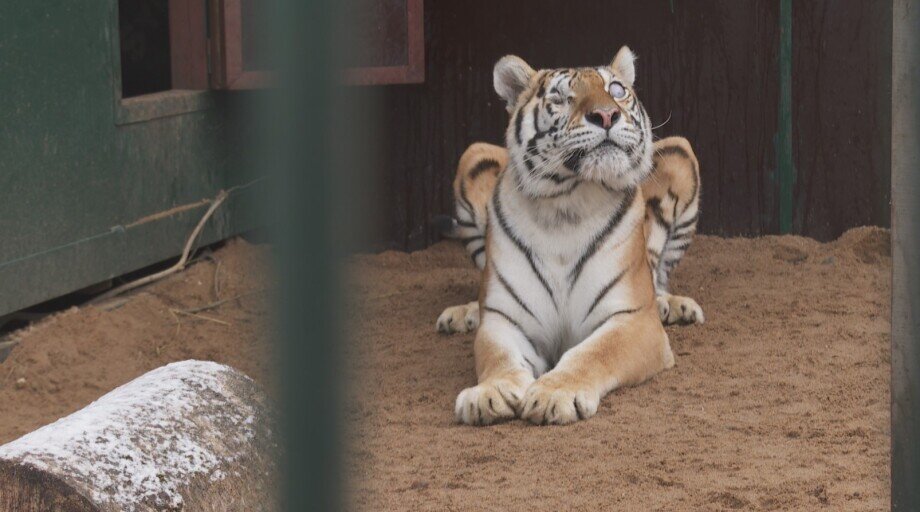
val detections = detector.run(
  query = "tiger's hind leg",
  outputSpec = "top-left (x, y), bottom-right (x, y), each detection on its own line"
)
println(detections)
top-left (436, 301), bottom-right (479, 334)
top-left (434, 143), bottom-right (507, 334)
top-left (642, 137), bottom-right (705, 326)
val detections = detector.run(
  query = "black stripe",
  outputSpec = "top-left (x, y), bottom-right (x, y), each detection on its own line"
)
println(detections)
top-left (654, 144), bottom-right (691, 160)
top-left (469, 158), bottom-right (501, 180)
top-left (524, 103), bottom-right (561, 179)
top-left (588, 306), bottom-right (642, 334)
top-left (471, 246), bottom-right (485, 263)
top-left (512, 73), bottom-right (548, 146)
top-left (485, 306), bottom-right (543, 362)
top-left (523, 136), bottom-right (538, 173)
top-left (531, 103), bottom-right (541, 133)
top-left (459, 235), bottom-right (483, 245)
top-left (674, 212), bottom-right (699, 231)
top-left (542, 172), bottom-right (574, 184)
top-left (543, 181), bottom-right (580, 198)
top-left (495, 269), bottom-right (538, 321)
top-left (569, 188), bottom-right (637, 288)
top-left (484, 306), bottom-right (525, 333)
top-left (563, 148), bottom-right (585, 172)
top-left (629, 107), bottom-right (647, 157)
top-left (493, 183), bottom-right (556, 302)
top-left (535, 80), bottom-right (546, 98)
top-left (646, 197), bottom-right (670, 230)
top-left (655, 143), bottom-right (700, 217)
top-left (458, 178), bottom-right (475, 219)
top-left (664, 241), bottom-right (691, 253)
top-left (456, 219), bottom-right (477, 228)
top-left (523, 356), bottom-right (538, 377)
top-left (669, 189), bottom-right (680, 222)
top-left (584, 268), bottom-right (628, 321)
top-left (467, 243), bottom-right (485, 256)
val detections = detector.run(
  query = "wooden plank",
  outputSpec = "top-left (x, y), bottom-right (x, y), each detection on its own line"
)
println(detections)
top-left (0, 183), bottom-right (263, 317)
top-left (791, 0), bottom-right (892, 241)
top-left (168, 0), bottom-right (209, 89)
top-left (891, 1), bottom-right (920, 509)
top-left (212, 0), bottom-right (275, 89)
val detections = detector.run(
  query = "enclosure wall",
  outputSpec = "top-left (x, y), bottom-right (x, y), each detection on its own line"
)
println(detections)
top-left (369, 0), bottom-right (892, 251)
top-left (0, 1), bottom-right (262, 315)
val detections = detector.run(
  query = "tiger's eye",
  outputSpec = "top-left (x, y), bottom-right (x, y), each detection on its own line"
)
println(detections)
top-left (609, 82), bottom-right (627, 99)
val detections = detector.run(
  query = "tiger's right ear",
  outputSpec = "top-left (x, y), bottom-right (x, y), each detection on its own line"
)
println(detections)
top-left (494, 55), bottom-right (536, 112)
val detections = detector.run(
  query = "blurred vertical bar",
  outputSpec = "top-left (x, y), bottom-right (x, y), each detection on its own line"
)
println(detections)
top-left (891, 1), bottom-right (920, 510)
top-left (267, 0), bottom-right (340, 510)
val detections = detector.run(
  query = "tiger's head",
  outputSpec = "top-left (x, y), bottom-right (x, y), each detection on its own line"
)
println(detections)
top-left (494, 46), bottom-right (652, 197)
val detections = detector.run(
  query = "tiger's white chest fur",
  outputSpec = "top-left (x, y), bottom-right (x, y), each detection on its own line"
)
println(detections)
top-left (486, 171), bottom-right (645, 367)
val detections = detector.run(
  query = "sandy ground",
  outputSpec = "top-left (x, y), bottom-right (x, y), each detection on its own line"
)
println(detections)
top-left (0, 239), bottom-right (274, 445)
top-left (0, 229), bottom-right (891, 511)
top-left (347, 227), bottom-right (891, 512)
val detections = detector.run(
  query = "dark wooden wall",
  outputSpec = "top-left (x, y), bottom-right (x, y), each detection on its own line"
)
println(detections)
top-left (792, 0), bottom-right (892, 240)
top-left (367, 0), bottom-right (891, 251)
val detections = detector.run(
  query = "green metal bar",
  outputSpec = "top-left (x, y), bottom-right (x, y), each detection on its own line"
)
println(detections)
top-left (269, 1), bottom-right (341, 511)
top-left (891, 1), bottom-right (920, 510)
top-left (777, 0), bottom-right (794, 234)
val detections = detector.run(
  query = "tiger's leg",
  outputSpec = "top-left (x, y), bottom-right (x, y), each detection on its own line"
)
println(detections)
top-left (520, 307), bottom-right (673, 425)
top-left (643, 137), bottom-right (704, 325)
top-left (455, 311), bottom-right (543, 425)
top-left (434, 143), bottom-right (507, 334)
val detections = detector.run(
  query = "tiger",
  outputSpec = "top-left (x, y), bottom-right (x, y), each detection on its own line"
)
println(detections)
top-left (433, 47), bottom-right (704, 425)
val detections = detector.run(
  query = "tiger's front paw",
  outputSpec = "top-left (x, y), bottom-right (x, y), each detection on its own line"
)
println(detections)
top-left (657, 294), bottom-right (705, 326)
top-left (436, 301), bottom-right (480, 334)
top-left (455, 378), bottom-right (526, 426)
top-left (520, 378), bottom-right (600, 426)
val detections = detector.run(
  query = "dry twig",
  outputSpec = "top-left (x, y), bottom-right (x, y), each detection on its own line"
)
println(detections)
top-left (176, 289), bottom-right (267, 315)
top-left (90, 190), bottom-right (231, 304)
top-left (88, 177), bottom-right (264, 306)
top-left (170, 309), bottom-right (231, 326)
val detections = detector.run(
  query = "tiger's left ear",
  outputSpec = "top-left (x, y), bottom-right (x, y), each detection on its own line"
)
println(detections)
top-left (610, 46), bottom-right (636, 87)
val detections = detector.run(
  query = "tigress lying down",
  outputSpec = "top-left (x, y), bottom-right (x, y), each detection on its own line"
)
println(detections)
top-left (434, 47), bottom-right (704, 425)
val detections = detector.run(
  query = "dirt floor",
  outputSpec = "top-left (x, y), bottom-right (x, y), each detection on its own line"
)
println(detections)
top-left (0, 239), bottom-right (274, 445)
top-left (0, 229), bottom-right (891, 511)
top-left (347, 227), bottom-right (891, 512)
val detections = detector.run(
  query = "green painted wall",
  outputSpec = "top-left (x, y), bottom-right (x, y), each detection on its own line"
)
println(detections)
top-left (0, 1), bottom-right (262, 315)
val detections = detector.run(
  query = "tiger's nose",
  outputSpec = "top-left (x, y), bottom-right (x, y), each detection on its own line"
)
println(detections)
top-left (585, 108), bottom-right (620, 129)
